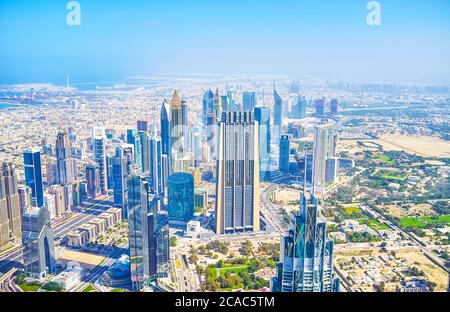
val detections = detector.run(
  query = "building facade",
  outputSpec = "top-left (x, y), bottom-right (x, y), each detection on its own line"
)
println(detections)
top-left (215, 111), bottom-right (260, 234)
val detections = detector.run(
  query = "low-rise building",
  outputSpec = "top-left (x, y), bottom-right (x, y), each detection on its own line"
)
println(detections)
top-left (87, 217), bottom-right (107, 234)
top-left (78, 223), bottom-right (97, 242)
top-left (106, 208), bottom-right (122, 223)
top-left (98, 212), bottom-right (115, 228)
top-left (66, 229), bottom-right (89, 248)
top-left (52, 266), bottom-right (83, 290)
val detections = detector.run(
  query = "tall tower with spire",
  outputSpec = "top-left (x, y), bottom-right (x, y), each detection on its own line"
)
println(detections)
top-left (272, 151), bottom-right (339, 292)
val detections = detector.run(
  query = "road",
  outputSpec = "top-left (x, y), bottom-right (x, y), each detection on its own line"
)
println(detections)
top-left (0, 196), bottom-right (113, 274)
top-left (260, 185), bottom-right (288, 236)
top-left (68, 244), bottom-right (126, 292)
top-left (359, 204), bottom-right (449, 273)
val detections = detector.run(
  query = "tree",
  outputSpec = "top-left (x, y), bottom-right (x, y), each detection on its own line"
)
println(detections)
top-left (170, 236), bottom-right (177, 247)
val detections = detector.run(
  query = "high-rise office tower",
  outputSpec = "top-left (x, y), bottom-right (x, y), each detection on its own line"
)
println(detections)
top-left (206, 113), bottom-right (218, 164)
top-left (22, 205), bottom-right (55, 279)
top-left (325, 157), bottom-right (338, 183)
top-left (274, 87), bottom-right (283, 140)
top-left (254, 107), bottom-right (271, 181)
top-left (55, 129), bottom-right (74, 185)
top-left (0, 170), bottom-right (9, 246)
top-left (227, 89), bottom-right (236, 112)
top-left (215, 111), bottom-right (260, 234)
top-left (137, 120), bottom-right (149, 133)
top-left (314, 98), bottom-right (325, 117)
top-left (112, 147), bottom-right (128, 218)
top-left (86, 164), bottom-right (101, 198)
top-left (128, 171), bottom-right (150, 291)
top-left (330, 99), bottom-right (338, 115)
top-left (292, 95), bottom-right (307, 119)
top-left (213, 88), bottom-right (222, 119)
top-left (127, 129), bottom-right (137, 145)
top-left (94, 136), bottom-right (108, 194)
top-left (128, 169), bottom-right (169, 290)
top-left (279, 135), bottom-right (291, 173)
top-left (160, 99), bottom-right (171, 155)
top-left (243, 91), bottom-right (256, 111)
top-left (168, 172), bottom-right (194, 222)
top-left (48, 185), bottom-right (66, 218)
top-left (161, 154), bottom-right (169, 198)
top-left (170, 90), bottom-right (183, 157)
top-left (136, 131), bottom-right (150, 173)
top-left (18, 187), bottom-right (32, 211)
top-left (221, 95), bottom-right (228, 112)
top-left (149, 129), bottom-right (163, 196)
top-left (1, 162), bottom-right (22, 245)
top-left (272, 187), bottom-right (339, 292)
top-left (202, 90), bottom-right (214, 125)
top-left (24, 149), bottom-right (44, 207)
top-left (312, 123), bottom-right (336, 192)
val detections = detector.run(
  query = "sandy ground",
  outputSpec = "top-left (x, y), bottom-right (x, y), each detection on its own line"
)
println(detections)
top-left (273, 188), bottom-right (300, 204)
top-left (370, 134), bottom-right (450, 158)
top-left (58, 250), bottom-right (105, 267)
top-left (381, 203), bottom-right (435, 219)
top-left (335, 246), bottom-right (448, 292)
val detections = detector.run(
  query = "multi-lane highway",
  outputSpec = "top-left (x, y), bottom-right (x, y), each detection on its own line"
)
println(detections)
top-left (0, 196), bottom-right (113, 274)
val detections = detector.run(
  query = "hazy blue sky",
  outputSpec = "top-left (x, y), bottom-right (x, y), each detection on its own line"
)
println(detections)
top-left (0, 0), bottom-right (449, 85)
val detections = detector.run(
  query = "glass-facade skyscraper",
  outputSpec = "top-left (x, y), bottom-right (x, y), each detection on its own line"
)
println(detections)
top-left (254, 107), bottom-right (271, 181)
top-left (279, 135), bottom-right (291, 173)
top-left (168, 172), bottom-right (194, 222)
top-left (215, 111), bottom-right (260, 234)
top-left (0, 162), bottom-right (21, 246)
top-left (243, 91), bottom-right (256, 111)
top-left (22, 205), bottom-right (55, 279)
top-left (112, 147), bottom-right (128, 218)
top-left (94, 136), bottom-right (108, 195)
top-left (23, 149), bottom-right (44, 207)
top-left (202, 90), bottom-right (214, 125)
top-left (273, 87), bottom-right (283, 141)
top-left (272, 188), bottom-right (339, 292)
top-left (128, 171), bottom-right (150, 291)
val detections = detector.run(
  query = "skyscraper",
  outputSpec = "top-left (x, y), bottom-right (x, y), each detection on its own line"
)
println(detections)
top-left (272, 188), bottom-right (339, 292)
top-left (213, 88), bottom-right (222, 119)
top-left (86, 164), bottom-right (101, 198)
top-left (273, 87), bottom-right (283, 140)
top-left (312, 122), bottom-right (336, 192)
top-left (149, 130), bottom-right (163, 196)
top-left (0, 169), bottom-right (9, 246)
top-left (202, 90), bottom-right (214, 125)
top-left (254, 107), bottom-right (271, 181)
top-left (292, 95), bottom-right (307, 119)
top-left (94, 136), bottom-right (108, 194)
top-left (243, 92), bottom-right (256, 111)
top-left (330, 99), bottom-right (339, 115)
top-left (279, 135), bottom-right (291, 173)
top-left (112, 147), bottom-right (128, 218)
top-left (168, 172), bottom-right (194, 222)
top-left (170, 90), bottom-right (183, 157)
top-left (314, 98), bottom-right (325, 117)
top-left (55, 129), bottom-right (74, 185)
top-left (137, 131), bottom-right (150, 173)
top-left (215, 111), bottom-right (260, 234)
top-left (22, 205), bottom-right (55, 279)
top-left (137, 120), bottom-right (149, 133)
top-left (128, 171), bottom-right (150, 291)
top-left (1, 162), bottom-right (22, 245)
top-left (23, 149), bottom-right (44, 207)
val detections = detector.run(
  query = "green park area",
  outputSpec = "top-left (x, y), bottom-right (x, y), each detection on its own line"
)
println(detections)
top-left (205, 258), bottom-right (270, 291)
top-left (371, 169), bottom-right (408, 182)
top-left (341, 206), bottom-right (389, 231)
top-left (400, 215), bottom-right (450, 229)
top-left (369, 152), bottom-right (395, 166)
